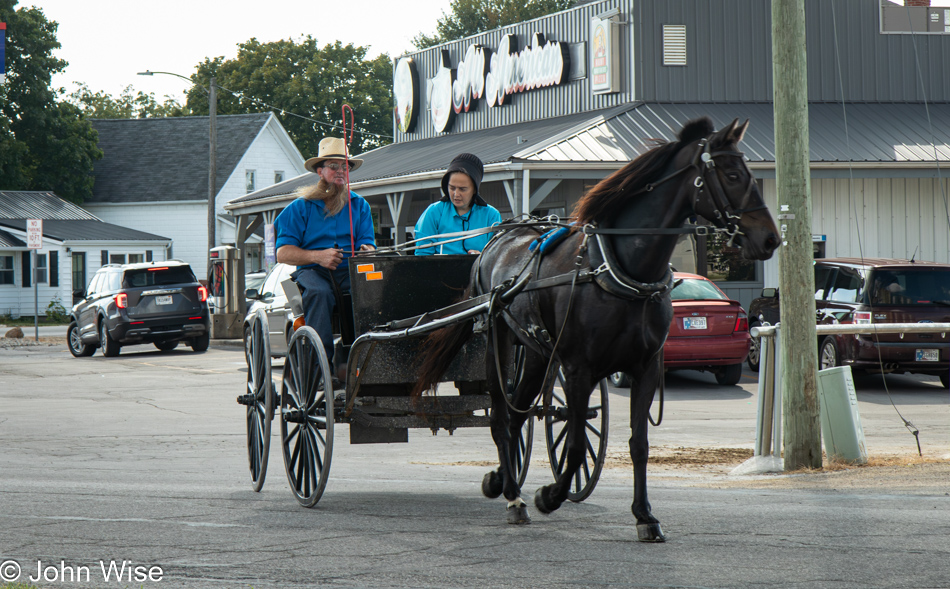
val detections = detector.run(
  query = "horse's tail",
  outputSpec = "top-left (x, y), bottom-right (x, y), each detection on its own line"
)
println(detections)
top-left (411, 319), bottom-right (474, 397)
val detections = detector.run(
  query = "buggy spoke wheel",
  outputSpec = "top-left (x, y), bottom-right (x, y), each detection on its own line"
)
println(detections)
top-left (245, 309), bottom-right (272, 492)
top-left (544, 371), bottom-right (609, 502)
top-left (280, 326), bottom-right (334, 508)
top-left (514, 415), bottom-right (534, 488)
top-left (508, 344), bottom-right (533, 488)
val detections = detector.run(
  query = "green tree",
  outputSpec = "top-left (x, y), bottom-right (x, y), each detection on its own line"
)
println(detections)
top-left (67, 83), bottom-right (188, 119)
top-left (0, 0), bottom-right (101, 203)
top-left (413, 0), bottom-right (576, 49)
top-left (185, 37), bottom-right (393, 156)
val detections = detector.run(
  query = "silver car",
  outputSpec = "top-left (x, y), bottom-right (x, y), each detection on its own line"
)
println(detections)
top-left (243, 263), bottom-right (297, 357)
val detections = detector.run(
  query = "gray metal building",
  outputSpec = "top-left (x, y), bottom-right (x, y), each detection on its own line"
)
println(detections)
top-left (226, 0), bottom-right (950, 310)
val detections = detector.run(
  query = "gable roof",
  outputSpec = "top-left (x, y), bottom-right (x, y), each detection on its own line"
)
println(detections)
top-left (0, 191), bottom-right (169, 243)
top-left (0, 219), bottom-right (169, 243)
top-left (88, 112), bottom-right (273, 204)
top-left (0, 191), bottom-right (101, 220)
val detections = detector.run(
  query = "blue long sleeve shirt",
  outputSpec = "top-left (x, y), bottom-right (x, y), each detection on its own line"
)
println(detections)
top-left (275, 193), bottom-right (376, 269)
top-left (414, 201), bottom-right (502, 255)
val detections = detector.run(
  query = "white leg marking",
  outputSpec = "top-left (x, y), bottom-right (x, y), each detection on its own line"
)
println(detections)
top-left (507, 497), bottom-right (526, 509)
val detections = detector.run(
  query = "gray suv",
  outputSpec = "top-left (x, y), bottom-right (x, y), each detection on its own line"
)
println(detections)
top-left (67, 261), bottom-right (211, 357)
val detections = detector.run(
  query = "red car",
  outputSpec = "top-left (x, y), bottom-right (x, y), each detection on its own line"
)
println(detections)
top-left (610, 272), bottom-right (751, 386)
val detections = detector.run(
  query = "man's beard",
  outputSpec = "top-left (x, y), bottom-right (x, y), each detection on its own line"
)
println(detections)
top-left (299, 179), bottom-right (347, 217)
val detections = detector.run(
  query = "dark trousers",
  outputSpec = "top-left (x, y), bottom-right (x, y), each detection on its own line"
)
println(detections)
top-left (290, 265), bottom-right (350, 364)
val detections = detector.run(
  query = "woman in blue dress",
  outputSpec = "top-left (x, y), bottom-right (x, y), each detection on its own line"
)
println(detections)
top-left (414, 153), bottom-right (502, 255)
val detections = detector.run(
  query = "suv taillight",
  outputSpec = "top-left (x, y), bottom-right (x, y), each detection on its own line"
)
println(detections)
top-left (855, 311), bottom-right (872, 325)
top-left (734, 312), bottom-right (749, 333)
top-left (115, 293), bottom-right (128, 309)
top-left (197, 285), bottom-right (208, 302)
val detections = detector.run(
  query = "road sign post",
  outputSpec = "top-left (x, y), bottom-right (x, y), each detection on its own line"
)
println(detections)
top-left (27, 219), bottom-right (42, 341)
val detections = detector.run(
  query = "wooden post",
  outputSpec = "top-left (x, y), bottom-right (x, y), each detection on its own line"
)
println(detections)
top-left (208, 76), bottom-right (217, 258)
top-left (771, 0), bottom-right (821, 470)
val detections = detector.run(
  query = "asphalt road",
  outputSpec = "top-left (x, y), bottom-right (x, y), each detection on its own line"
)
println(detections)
top-left (1, 342), bottom-right (948, 588)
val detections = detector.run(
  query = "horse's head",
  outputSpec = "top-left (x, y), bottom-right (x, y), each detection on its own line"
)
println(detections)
top-left (684, 118), bottom-right (780, 261)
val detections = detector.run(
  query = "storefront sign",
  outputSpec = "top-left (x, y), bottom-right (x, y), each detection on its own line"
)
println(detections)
top-left (393, 57), bottom-right (419, 133)
top-left (426, 50), bottom-right (457, 133)
top-left (590, 16), bottom-right (621, 94)
top-left (485, 34), bottom-right (569, 108)
top-left (452, 44), bottom-right (490, 113)
top-left (420, 33), bottom-right (571, 133)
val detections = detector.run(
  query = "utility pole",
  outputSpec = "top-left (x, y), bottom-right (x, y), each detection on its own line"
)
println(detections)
top-left (772, 0), bottom-right (821, 470)
top-left (208, 76), bottom-right (217, 255)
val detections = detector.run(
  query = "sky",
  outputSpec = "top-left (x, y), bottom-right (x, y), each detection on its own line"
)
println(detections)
top-left (29, 0), bottom-right (453, 103)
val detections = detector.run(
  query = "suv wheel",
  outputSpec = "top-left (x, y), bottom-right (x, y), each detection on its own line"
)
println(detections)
top-left (747, 320), bottom-right (761, 372)
top-left (715, 363), bottom-right (743, 386)
top-left (99, 319), bottom-right (120, 357)
top-left (191, 332), bottom-right (210, 352)
top-left (609, 372), bottom-right (631, 388)
top-left (819, 336), bottom-right (839, 370)
top-left (155, 341), bottom-right (178, 352)
top-left (67, 321), bottom-right (95, 357)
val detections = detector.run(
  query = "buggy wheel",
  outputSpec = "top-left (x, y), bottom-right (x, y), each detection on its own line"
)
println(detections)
top-left (544, 371), bottom-right (609, 502)
top-left (507, 344), bottom-right (533, 488)
top-left (244, 309), bottom-right (273, 492)
top-left (280, 326), bottom-right (334, 508)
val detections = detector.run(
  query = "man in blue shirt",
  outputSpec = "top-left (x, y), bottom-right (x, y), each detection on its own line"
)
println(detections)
top-left (276, 137), bottom-right (376, 365)
top-left (415, 153), bottom-right (502, 255)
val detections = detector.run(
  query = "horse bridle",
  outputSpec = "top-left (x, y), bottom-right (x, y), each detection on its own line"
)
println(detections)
top-left (690, 137), bottom-right (768, 244)
top-left (583, 134), bottom-right (768, 245)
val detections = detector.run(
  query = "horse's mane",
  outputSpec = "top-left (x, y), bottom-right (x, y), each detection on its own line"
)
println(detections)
top-left (572, 117), bottom-right (715, 225)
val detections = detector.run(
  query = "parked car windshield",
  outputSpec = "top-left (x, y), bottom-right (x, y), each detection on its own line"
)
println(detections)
top-left (865, 269), bottom-right (950, 305)
top-left (123, 266), bottom-right (197, 288)
top-left (671, 278), bottom-right (728, 301)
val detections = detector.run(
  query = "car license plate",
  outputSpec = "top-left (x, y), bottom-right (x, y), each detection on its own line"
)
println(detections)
top-left (916, 349), bottom-right (939, 362)
top-left (156, 295), bottom-right (173, 305)
top-left (683, 317), bottom-right (707, 330)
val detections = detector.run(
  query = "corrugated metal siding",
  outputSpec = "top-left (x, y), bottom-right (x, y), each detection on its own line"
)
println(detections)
top-left (638, 0), bottom-right (950, 103)
top-left (637, 0), bottom-right (774, 102)
top-left (396, 0), bottom-right (636, 142)
top-left (812, 176), bottom-right (950, 263)
top-left (759, 176), bottom-right (950, 288)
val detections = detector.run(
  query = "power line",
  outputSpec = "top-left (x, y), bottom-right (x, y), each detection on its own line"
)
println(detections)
top-left (209, 81), bottom-right (393, 141)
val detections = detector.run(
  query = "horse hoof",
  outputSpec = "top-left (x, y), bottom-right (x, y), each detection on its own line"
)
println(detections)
top-left (481, 471), bottom-right (502, 499)
top-left (507, 504), bottom-right (531, 525)
top-left (533, 487), bottom-right (557, 515)
top-left (636, 523), bottom-right (666, 543)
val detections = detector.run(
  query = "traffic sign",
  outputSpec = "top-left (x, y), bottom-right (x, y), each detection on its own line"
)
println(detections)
top-left (27, 219), bottom-right (43, 249)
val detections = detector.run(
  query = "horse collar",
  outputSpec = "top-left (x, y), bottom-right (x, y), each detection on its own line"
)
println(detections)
top-left (588, 231), bottom-right (674, 301)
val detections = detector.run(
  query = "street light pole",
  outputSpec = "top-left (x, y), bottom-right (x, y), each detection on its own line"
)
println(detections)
top-left (137, 70), bottom-right (217, 256)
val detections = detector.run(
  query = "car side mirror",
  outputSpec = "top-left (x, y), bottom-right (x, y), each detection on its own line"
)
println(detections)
top-left (761, 287), bottom-right (778, 298)
top-left (245, 288), bottom-right (260, 299)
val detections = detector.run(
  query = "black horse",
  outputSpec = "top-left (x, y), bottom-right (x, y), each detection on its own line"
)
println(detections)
top-left (413, 117), bottom-right (780, 541)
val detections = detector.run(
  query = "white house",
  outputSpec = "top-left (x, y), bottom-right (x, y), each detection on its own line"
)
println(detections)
top-left (82, 112), bottom-right (306, 281)
top-left (0, 190), bottom-right (171, 318)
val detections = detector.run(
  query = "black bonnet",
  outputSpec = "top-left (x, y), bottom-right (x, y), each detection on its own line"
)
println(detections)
top-left (440, 153), bottom-right (488, 207)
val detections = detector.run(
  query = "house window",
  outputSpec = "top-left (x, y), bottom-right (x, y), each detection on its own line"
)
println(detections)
top-left (128, 253), bottom-right (144, 264)
top-left (35, 253), bottom-right (48, 284)
top-left (110, 254), bottom-right (126, 265)
top-left (0, 255), bottom-right (13, 285)
top-left (663, 25), bottom-right (687, 66)
top-left (246, 170), bottom-right (256, 193)
top-left (71, 252), bottom-right (86, 301)
top-left (274, 171), bottom-right (284, 184)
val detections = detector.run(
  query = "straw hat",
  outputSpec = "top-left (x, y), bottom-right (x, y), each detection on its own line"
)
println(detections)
top-left (304, 137), bottom-right (363, 173)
